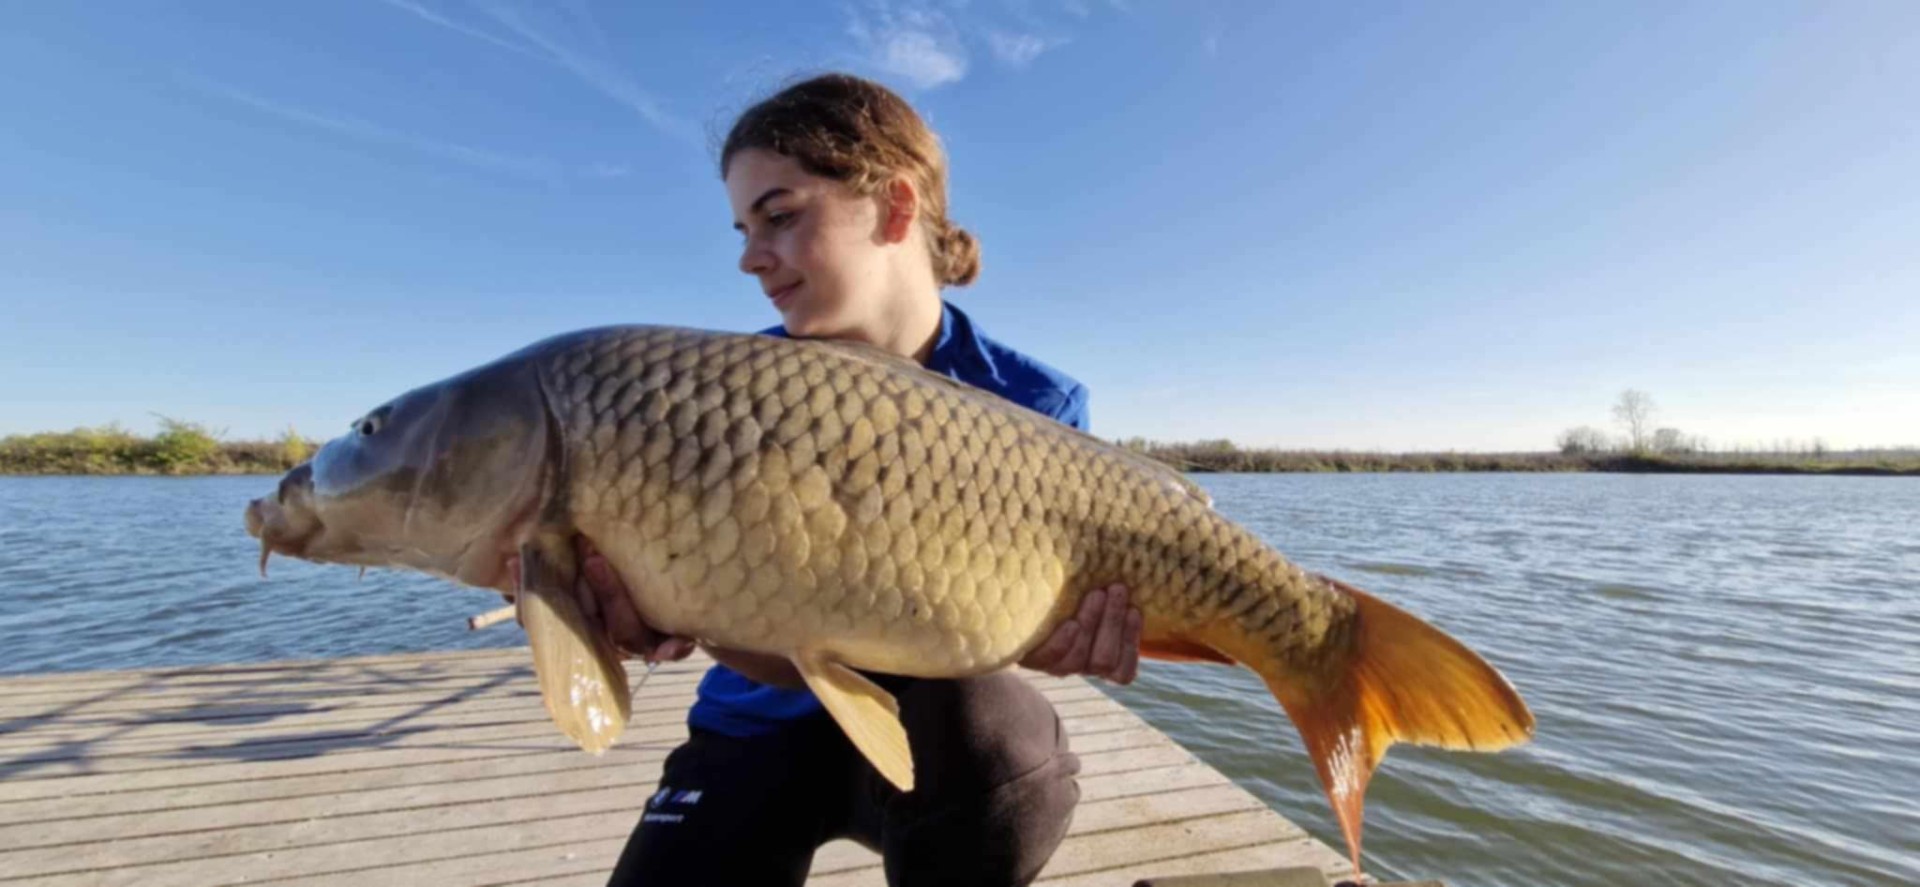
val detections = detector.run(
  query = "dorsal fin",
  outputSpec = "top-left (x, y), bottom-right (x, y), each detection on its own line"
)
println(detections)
top-left (807, 338), bottom-right (1211, 509)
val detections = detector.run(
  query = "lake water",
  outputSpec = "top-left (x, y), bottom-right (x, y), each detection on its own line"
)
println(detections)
top-left (2, 474), bottom-right (1915, 886)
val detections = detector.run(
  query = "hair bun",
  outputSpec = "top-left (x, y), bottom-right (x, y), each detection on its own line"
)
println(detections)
top-left (938, 224), bottom-right (981, 287)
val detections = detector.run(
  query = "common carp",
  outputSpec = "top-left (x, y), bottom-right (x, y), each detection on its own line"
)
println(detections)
top-left (245, 326), bottom-right (1534, 874)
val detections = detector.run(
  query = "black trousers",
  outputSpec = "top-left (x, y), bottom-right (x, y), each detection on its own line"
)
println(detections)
top-left (607, 671), bottom-right (1081, 887)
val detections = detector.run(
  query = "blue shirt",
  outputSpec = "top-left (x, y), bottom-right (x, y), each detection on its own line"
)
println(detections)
top-left (686, 301), bottom-right (1090, 736)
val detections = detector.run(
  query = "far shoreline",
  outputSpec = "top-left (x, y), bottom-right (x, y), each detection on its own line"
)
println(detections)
top-left (7, 425), bottom-right (1915, 478)
top-left (3, 454), bottom-right (1913, 478)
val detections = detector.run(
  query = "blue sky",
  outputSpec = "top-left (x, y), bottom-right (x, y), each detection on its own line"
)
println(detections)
top-left (3, 2), bottom-right (1915, 451)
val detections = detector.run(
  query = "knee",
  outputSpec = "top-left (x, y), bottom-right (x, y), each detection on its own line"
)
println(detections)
top-left (900, 674), bottom-right (1075, 795)
top-left (886, 751), bottom-right (1081, 887)
top-left (999, 749), bottom-right (1081, 835)
top-left (884, 676), bottom-right (1082, 885)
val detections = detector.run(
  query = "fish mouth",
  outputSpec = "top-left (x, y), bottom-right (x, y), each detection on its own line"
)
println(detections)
top-left (246, 463), bottom-right (321, 576)
top-left (246, 497), bottom-right (316, 576)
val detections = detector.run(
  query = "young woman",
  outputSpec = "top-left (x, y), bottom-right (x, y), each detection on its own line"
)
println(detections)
top-left (574, 73), bottom-right (1144, 887)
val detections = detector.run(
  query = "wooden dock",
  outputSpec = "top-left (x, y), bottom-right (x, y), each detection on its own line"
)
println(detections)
top-left (0, 649), bottom-right (1349, 886)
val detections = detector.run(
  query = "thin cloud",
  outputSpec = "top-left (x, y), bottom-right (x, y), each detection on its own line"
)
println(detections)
top-left (192, 80), bottom-right (561, 181)
top-left (375, 0), bottom-right (546, 61)
top-left (986, 30), bottom-right (1060, 68)
top-left (843, 1), bottom-right (1111, 86)
top-left (846, 2), bottom-right (969, 89)
top-left (376, 0), bottom-right (693, 140)
top-left (1062, 0), bottom-right (1129, 18)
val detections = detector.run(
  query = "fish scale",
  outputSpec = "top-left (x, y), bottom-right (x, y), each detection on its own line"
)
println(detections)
top-left (566, 332), bottom-right (990, 667)
top-left (245, 324), bottom-right (1533, 877)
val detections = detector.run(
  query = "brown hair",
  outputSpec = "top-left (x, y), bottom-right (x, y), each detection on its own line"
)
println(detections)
top-left (721, 73), bottom-right (980, 287)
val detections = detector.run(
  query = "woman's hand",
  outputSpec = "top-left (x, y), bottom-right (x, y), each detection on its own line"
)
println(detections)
top-left (570, 537), bottom-right (698, 663)
top-left (500, 538), bottom-right (696, 663)
top-left (1020, 584), bottom-right (1144, 685)
top-left (567, 538), bottom-right (805, 688)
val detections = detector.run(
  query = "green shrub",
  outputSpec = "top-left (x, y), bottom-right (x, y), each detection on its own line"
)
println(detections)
top-left (278, 425), bottom-right (311, 467)
top-left (148, 417), bottom-right (223, 474)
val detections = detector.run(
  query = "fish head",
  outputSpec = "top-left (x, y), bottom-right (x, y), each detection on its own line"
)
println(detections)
top-left (245, 357), bottom-right (553, 590)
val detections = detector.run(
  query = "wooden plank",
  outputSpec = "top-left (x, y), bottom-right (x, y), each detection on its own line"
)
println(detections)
top-left (472, 834), bottom-right (1352, 887)
top-left (0, 649), bottom-right (1343, 887)
top-left (804, 783), bottom-right (1269, 876)
top-left (0, 654), bottom-right (541, 700)
top-left (0, 680), bottom-right (1094, 731)
top-left (0, 722), bottom-right (657, 802)
top-left (0, 648), bottom-right (531, 690)
top-left (0, 664), bottom-right (697, 712)
top-left (262, 836), bottom-right (633, 887)
top-left (1035, 837), bottom-right (1352, 887)
top-left (1, 784), bottom-right (652, 881)
top-left (0, 667), bottom-right (700, 717)
top-left (0, 653), bottom-right (1085, 699)
top-left (0, 689), bottom-right (656, 746)
top-left (0, 685), bottom-right (540, 731)
top-left (0, 707), bottom-right (1152, 800)
top-left (803, 810), bottom-right (1321, 887)
top-left (0, 726), bottom-right (1174, 828)
top-left (6, 761), bottom-right (1237, 886)
top-left (0, 667), bottom-right (1088, 716)
top-left (17, 783), bottom-right (1280, 887)
top-left (0, 684), bottom-right (1108, 751)
top-left (1, 728), bottom-right (1192, 861)
top-left (0, 664), bottom-right (1086, 728)
top-left (0, 718), bottom-right (690, 786)
top-left (0, 747), bottom-right (623, 827)
top-left (0, 690), bottom-right (1137, 784)
top-left (0, 691), bottom-right (1114, 782)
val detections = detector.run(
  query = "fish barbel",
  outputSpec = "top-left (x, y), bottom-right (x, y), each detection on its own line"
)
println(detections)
top-left (244, 325), bottom-right (1534, 875)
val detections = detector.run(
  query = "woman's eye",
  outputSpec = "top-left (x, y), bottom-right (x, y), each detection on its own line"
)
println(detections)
top-left (766, 210), bottom-right (795, 226)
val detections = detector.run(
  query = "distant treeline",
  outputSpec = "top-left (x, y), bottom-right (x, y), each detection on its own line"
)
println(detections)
top-left (0, 421), bottom-right (315, 476)
top-left (1119, 439), bottom-right (1920, 477)
top-left (4, 421), bottom-right (1917, 477)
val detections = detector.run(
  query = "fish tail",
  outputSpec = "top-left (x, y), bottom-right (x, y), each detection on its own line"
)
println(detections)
top-left (1245, 578), bottom-right (1534, 877)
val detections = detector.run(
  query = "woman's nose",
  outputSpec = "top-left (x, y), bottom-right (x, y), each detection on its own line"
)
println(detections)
top-left (739, 240), bottom-right (775, 276)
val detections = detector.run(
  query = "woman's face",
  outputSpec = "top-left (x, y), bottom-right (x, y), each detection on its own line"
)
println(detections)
top-left (726, 148), bottom-right (894, 340)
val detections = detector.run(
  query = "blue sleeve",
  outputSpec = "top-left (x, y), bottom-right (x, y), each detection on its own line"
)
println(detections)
top-left (1051, 383), bottom-right (1090, 431)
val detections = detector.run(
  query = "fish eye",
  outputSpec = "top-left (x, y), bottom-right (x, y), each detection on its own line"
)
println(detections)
top-left (355, 407), bottom-right (392, 437)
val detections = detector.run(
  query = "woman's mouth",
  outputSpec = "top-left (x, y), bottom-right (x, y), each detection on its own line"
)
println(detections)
top-left (769, 281), bottom-right (801, 308)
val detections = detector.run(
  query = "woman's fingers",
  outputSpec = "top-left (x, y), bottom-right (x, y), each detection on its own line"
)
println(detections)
top-left (1045, 588), bottom-right (1104, 676)
top-left (1019, 588), bottom-right (1098, 674)
top-left (1087, 584), bottom-right (1132, 678)
top-left (571, 536), bottom-right (669, 659)
top-left (1115, 608), bottom-right (1144, 685)
top-left (1020, 619), bottom-right (1081, 674)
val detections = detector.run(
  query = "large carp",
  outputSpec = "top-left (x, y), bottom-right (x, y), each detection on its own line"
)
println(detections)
top-left (245, 326), bottom-right (1533, 874)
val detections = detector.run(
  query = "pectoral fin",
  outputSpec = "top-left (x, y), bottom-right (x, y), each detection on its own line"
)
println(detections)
top-left (793, 652), bottom-right (914, 792)
top-left (519, 546), bottom-right (631, 754)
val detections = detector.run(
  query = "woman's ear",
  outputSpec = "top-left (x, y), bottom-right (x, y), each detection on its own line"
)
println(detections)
top-left (881, 177), bottom-right (918, 244)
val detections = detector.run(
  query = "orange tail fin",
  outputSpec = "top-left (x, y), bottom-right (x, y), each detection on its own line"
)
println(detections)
top-left (1257, 579), bottom-right (1534, 878)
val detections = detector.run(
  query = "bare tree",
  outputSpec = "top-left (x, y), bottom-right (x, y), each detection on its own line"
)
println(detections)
top-left (1556, 426), bottom-right (1614, 454)
top-left (1612, 389), bottom-right (1656, 453)
top-left (1651, 427), bottom-right (1689, 454)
